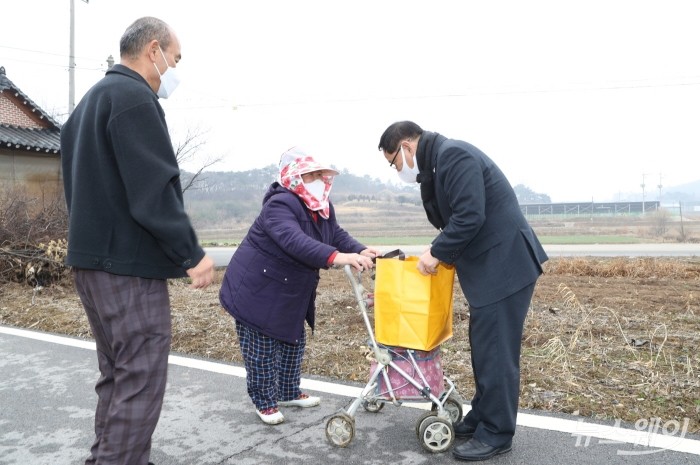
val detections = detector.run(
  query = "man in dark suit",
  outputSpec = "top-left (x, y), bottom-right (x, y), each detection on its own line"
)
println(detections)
top-left (378, 121), bottom-right (548, 461)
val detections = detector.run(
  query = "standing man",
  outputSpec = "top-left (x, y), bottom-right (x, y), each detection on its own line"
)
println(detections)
top-left (378, 121), bottom-right (548, 461)
top-left (61, 17), bottom-right (214, 465)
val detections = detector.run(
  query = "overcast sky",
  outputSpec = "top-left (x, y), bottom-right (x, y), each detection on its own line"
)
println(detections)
top-left (3, 0), bottom-right (699, 202)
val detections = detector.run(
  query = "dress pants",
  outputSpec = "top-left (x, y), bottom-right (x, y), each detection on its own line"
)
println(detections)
top-left (462, 282), bottom-right (537, 447)
top-left (73, 269), bottom-right (171, 465)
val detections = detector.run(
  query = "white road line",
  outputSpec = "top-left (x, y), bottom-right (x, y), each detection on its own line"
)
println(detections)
top-left (0, 325), bottom-right (96, 350)
top-left (2, 325), bottom-right (698, 456)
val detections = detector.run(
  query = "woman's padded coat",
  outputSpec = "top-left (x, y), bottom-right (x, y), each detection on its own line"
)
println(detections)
top-left (219, 183), bottom-right (365, 344)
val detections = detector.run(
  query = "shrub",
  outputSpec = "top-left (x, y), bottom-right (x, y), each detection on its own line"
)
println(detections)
top-left (0, 187), bottom-right (68, 285)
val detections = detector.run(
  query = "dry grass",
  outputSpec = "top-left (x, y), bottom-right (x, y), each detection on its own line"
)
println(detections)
top-left (1, 257), bottom-right (698, 433)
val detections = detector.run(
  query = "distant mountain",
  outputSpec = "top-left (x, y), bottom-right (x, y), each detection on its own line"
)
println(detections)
top-left (182, 166), bottom-right (552, 201)
top-left (181, 165), bottom-right (419, 200)
top-left (662, 179), bottom-right (700, 201)
top-left (607, 179), bottom-right (700, 203)
top-left (180, 166), bottom-right (422, 228)
top-left (180, 167), bottom-right (554, 229)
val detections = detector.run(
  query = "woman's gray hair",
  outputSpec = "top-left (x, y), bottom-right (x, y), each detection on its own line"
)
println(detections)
top-left (119, 17), bottom-right (172, 59)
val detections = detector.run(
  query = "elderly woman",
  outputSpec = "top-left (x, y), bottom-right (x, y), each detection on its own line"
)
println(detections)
top-left (219, 147), bottom-right (380, 425)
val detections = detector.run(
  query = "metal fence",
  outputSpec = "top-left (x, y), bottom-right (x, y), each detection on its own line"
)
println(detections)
top-left (520, 201), bottom-right (660, 217)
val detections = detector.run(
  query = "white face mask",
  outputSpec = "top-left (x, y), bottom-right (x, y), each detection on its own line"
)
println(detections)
top-left (396, 146), bottom-right (419, 183)
top-left (153, 47), bottom-right (181, 99)
top-left (304, 179), bottom-right (328, 201)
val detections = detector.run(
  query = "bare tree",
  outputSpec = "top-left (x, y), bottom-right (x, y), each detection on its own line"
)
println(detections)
top-left (173, 128), bottom-right (222, 193)
top-left (651, 208), bottom-right (671, 237)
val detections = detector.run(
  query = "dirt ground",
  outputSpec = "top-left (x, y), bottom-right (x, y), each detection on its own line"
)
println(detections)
top-left (1, 257), bottom-right (698, 434)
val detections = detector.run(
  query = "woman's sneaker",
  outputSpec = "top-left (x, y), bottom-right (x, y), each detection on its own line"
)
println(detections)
top-left (278, 393), bottom-right (321, 408)
top-left (256, 406), bottom-right (284, 425)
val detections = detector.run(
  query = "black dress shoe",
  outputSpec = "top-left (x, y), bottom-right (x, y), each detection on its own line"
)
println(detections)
top-left (454, 421), bottom-right (477, 439)
top-left (453, 438), bottom-right (512, 461)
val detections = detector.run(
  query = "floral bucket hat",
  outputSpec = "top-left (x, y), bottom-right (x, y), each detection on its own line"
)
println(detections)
top-left (278, 146), bottom-right (339, 219)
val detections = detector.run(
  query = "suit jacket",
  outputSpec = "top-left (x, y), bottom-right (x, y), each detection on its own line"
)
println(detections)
top-left (424, 138), bottom-right (548, 308)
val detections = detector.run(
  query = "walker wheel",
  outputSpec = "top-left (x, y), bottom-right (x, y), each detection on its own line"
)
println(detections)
top-left (415, 410), bottom-right (438, 438)
top-left (431, 391), bottom-right (465, 425)
top-left (418, 416), bottom-right (455, 453)
top-left (325, 411), bottom-right (355, 448)
top-left (362, 399), bottom-right (385, 413)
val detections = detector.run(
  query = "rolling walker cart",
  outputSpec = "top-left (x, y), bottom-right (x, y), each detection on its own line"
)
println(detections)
top-left (325, 265), bottom-right (465, 453)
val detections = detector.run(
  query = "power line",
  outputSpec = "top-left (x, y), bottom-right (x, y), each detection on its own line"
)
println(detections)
top-left (0, 44), bottom-right (104, 63)
top-left (166, 77), bottom-right (700, 111)
top-left (0, 56), bottom-right (105, 72)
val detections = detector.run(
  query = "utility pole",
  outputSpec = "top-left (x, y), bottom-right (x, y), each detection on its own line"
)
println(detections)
top-left (657, 173), bottom-right (663, 205)
top-left (679, 201), bottom-right (685, 240)
top-left (640, 173), bottom-right (648, 215)
top-left (69, 0), bottom-right (89, 114)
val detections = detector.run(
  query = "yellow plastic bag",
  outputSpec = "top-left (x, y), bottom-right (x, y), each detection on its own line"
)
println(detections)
top-left (374, 256), bottom-right (455, 351)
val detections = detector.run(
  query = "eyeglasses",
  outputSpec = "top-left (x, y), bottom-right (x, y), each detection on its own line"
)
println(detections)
top-left (388, 147), bottom-right (401, 168)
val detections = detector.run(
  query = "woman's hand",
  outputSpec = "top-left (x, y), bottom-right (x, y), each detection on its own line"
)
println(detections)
top-left (333, 252), bottom-right (375, 272)
top-left (360, 247), bottom-right (382, 259)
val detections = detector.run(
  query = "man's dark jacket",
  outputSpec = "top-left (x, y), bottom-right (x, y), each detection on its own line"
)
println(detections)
top-left (219, 183), bottom-right (365, 344)
top-left (60, 64), bottom-right (204, 279)
top-left (419, 135), bottom-right (548, 308)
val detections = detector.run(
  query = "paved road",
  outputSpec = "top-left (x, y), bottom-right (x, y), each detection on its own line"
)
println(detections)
top-left (1, 327), bottom-right (698, 465)
top-left (206, 243), bottom-right (700, 266)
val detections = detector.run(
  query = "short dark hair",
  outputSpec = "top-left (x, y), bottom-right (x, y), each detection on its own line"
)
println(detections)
top-left (119, 17), bottom-right (172, 60)
top-left (378, 121), bottom-right (424, 153)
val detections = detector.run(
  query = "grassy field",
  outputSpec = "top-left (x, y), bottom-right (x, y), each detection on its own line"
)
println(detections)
top-left (200, 234), bottom-right (662, 248)
top-left (195, 199), bottom-right (700, 246)
top-left (535, 235), bottom-right (643, 244)
top-left (355, 235), bottom-right (644, 246)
